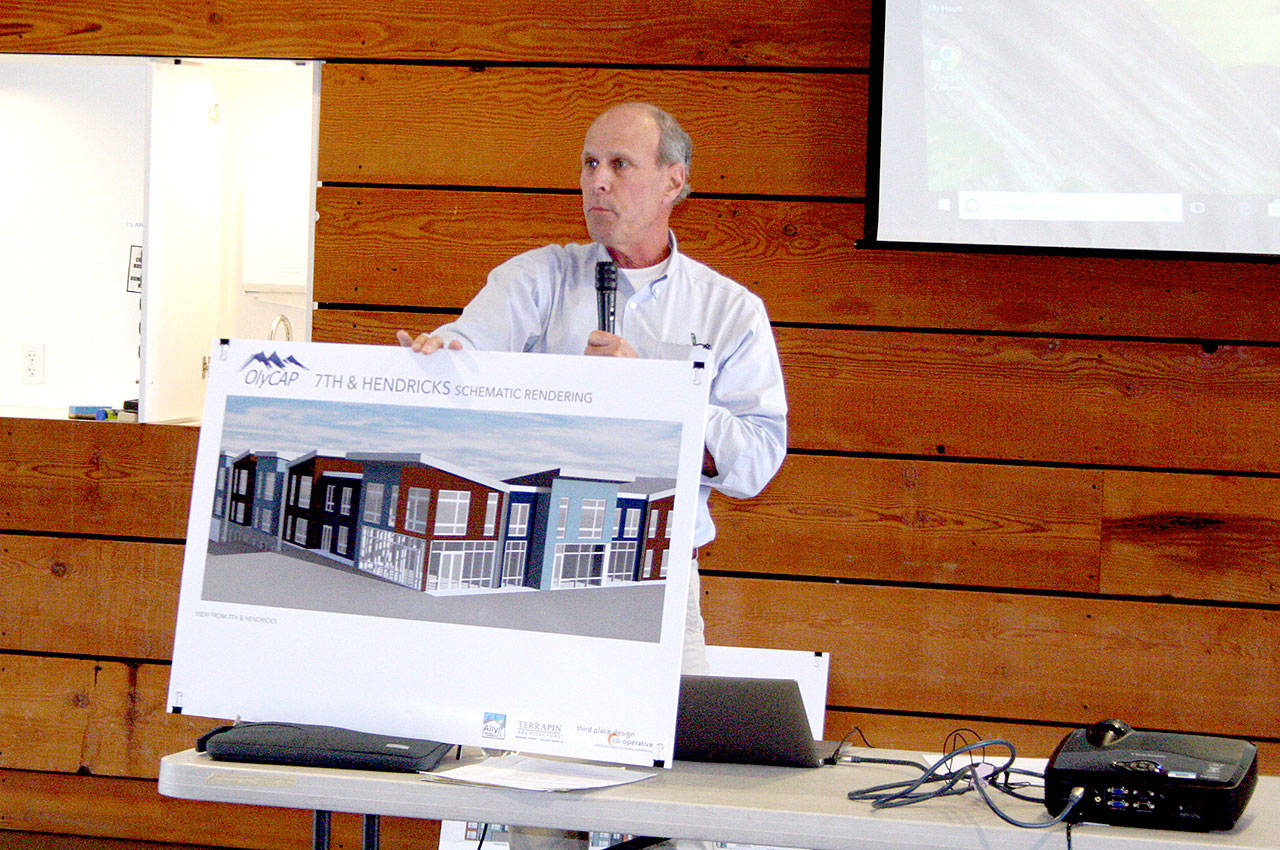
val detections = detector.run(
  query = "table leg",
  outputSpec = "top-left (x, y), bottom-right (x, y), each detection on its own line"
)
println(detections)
top-left (313, 810), bottom-right (331, 850)
top-left (364, 813), bottom-right (381, 850)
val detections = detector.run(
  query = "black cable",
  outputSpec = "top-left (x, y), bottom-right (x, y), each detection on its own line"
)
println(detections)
top-left (841, 753), bottom-right (932, 771)
top-left (992, 766), bottom-right (1049, 803)
top-left (848, 738), bottom-right (1016, 807)
top-left (845, 726), bottom-right (876, 748)
top-left (824, 726), bottom-right (877, 764)
top-left (846, 737), bottom-right (1087, 829)
top-left (943, 728), bottom-right (986, 753)
top-left (973, 768), bottom-right (1086, 829)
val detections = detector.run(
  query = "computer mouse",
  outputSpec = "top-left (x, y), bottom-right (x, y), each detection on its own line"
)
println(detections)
top-left (1084, 718), bottom-right (1133, 747)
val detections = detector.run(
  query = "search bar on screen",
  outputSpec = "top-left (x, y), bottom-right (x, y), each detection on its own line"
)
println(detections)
top-left (957, 191), bottom-right (1184, 222)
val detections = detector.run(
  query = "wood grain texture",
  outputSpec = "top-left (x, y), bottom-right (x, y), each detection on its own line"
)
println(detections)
top-left (846, 245), bottom-right (1280, 342)
top-left (703, 576), bottom-right (1280, 741)
top-left (821, 710), bottom-right (1081, 759)
top-left (822, 710), bottom-right (1280, 774)
top-left (313, 188), bottom-right (868, 311)
top-left (0, 831), bottom-right (227, 850)
top-left (83, 663), bottom-right (223, 779)
top-left (0, 768), bottom-right (441, 849)
top-left (702, 454), bottom-right (1102, 593)
top-left (0, 655), bottom-right (98, 773)
top-left (0, 418), bottom-right (197, 539)
top-left (312, 314), bottom-right (1280, 473)
top-left (10, 0), bottom-right (1278, 843)
top-left (315, 189), bottom-right (593, 306)
top-left (707, 457), bottom-right (1280, 604)
top-left (0, 535), bottom-right (182, 659)
top-left (1102, 471), bottom-right (1280, 604)
top-left (0, 655), bottom-right (219, 778)
top-left (5, 432), bottom-right (1271, 656)
top-left (780, 329), bottom-right (1280, 471)
top-left (312, 309), bottom-right (459, 345)
top-left (316, 186), bottom-right (1280, 341)
top-left (318, 65), bottom-right (866, 197)
top-left (0, 0), bottom-right (869, 67)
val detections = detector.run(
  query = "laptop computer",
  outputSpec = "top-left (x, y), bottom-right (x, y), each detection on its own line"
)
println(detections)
top-left (674, 674), bottom-right (822, 768)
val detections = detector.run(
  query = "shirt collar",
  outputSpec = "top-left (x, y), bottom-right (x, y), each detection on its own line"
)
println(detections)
top-left (595, 231), bottom-right (679, 296)
top-left (593, 231), bottom-right (679, 268)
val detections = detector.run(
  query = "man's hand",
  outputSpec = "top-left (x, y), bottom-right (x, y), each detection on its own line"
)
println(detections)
top-left (584, 330), bottom-right (638, 358)
top-left (396, 329), bottom-right (463, 354)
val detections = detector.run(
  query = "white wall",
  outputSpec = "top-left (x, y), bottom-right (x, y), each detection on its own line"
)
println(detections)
top-left (0, 56), bottom-right (316, 421)
top-left (217, 61), bottom-right (314, 346)
top-left (0, 57), bottom-right (149, 415)
top-left (139, 59), bottom-right (226, 423)
top-left (140, 58), bottom-right (316, 422)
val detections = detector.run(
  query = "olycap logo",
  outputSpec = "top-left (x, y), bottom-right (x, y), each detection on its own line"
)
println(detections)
top-left (240, 350), bottom-right (309, 388)
top-left (241, 351), bottom-right (308, 371)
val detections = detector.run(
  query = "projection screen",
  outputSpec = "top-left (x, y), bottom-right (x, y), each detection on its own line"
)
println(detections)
top-left (872, 1), bottom-right (1280, 256)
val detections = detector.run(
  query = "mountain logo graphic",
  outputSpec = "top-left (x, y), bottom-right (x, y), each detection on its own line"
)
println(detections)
top-left (240, 351), bottom-right (309, 372)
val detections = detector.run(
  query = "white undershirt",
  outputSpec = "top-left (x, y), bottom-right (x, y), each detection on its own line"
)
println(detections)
top-left (617, 252), bottom-right (672, 292)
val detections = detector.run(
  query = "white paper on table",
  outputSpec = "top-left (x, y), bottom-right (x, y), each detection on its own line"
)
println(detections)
top-left (423, 754), bottom-right (655, 791)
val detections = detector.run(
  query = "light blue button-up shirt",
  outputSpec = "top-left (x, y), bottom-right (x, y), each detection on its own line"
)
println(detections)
top-left (433, 234), bottom-right (788, 547)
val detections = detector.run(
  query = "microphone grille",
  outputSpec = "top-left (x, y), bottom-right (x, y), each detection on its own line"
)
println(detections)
top-left (595, 260), bottom-right (618, 291)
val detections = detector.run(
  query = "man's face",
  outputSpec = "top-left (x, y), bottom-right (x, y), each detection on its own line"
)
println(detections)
top-left (580, 106), bottom-right (684, 260)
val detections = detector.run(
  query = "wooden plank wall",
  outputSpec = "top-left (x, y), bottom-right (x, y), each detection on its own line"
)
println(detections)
top-left (3, 0), bottom-right (1279, 846)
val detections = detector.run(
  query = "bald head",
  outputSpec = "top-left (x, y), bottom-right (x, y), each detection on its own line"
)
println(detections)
top-left (589, 102), bottom-right (693, 202)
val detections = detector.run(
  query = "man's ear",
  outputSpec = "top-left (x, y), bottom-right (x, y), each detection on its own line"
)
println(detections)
top-left (665, 163), bottom-right (688, 203)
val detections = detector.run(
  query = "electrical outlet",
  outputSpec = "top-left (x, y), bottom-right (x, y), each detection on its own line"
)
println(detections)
top-left (21, 344), bottom-right (45, 385)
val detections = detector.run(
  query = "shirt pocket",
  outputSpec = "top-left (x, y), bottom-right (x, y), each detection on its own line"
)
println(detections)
top-left (656, 340), bottom-right (697, 362)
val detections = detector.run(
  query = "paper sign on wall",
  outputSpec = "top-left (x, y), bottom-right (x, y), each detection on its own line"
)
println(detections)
top-left (126, 244), bottom-right (143, 293)
top-left (168, 339), bottom-right (709, 767)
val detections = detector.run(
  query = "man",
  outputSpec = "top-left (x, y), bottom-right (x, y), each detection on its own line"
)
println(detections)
top-left (397, 102), bottom-right (787, 675)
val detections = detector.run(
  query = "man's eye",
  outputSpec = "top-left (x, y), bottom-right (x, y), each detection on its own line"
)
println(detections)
top-left (583, 158), bottom-right (598, 169)
top-left (612, 159), bottom-right (628, 169)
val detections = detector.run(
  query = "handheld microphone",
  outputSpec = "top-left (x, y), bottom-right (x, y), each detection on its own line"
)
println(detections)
top-left (595, 261), bottom-right (618, 334)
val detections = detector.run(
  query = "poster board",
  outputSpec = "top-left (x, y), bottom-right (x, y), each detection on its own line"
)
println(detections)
top-left (168, 339), bottom-right (708, 767)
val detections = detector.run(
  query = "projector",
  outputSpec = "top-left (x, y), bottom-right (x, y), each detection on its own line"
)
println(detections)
top-left (1045, 719), bottom-right (1257, 831)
